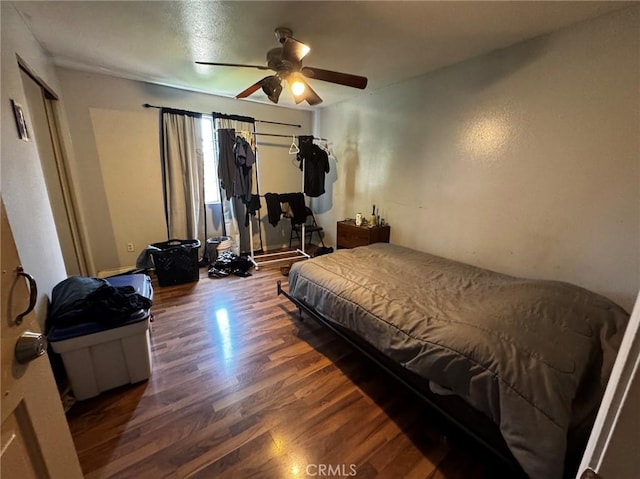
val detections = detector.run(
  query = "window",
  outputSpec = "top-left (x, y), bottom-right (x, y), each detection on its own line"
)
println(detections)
top-left (201, 115), bottom-right (220, 204)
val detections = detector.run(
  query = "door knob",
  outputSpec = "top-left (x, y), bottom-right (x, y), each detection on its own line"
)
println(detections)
top-left (15, 331), bottom-right (47, 364)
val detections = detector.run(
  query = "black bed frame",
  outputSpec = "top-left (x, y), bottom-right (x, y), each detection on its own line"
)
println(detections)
top-left (277, 280), bottom-right (528, 477)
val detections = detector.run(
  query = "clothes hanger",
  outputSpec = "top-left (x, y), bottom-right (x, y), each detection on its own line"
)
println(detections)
top-left (288, 135), bottom-right (300, 155)
top-left (314, 138), bottom-right (330, 153)
top-left (313, 138), bottom-right (334, 159)
top-left (236, 130), bottom-right (257, 149)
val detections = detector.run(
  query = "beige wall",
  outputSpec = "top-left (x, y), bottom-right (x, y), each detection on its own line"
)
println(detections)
top-left (56, 69), bottom-right (313, 274)
top-left (315, 7), bottom-right (639, 311)
top-left (1, 3), bottom-right (69, 328)
top-left (89, 108), bottom-right (166, 269)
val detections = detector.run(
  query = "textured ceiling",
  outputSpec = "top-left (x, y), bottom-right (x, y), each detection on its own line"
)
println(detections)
top-left (11, 1), bottom-right (633, 108)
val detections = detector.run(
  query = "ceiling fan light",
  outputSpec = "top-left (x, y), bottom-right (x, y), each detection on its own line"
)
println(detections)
top-left (300, 44), bottom-right (311, 59)
top-left (291, 79), bottom-right (306, 96)
top-left (261, 76), bottom-right (283, 103)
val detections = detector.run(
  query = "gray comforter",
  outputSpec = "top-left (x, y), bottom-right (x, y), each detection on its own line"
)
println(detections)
top-left (287, 243), bottom-right (629, 479)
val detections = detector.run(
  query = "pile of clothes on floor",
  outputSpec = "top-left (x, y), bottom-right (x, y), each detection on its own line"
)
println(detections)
top-left (208, 251), bottom-right (253, 278)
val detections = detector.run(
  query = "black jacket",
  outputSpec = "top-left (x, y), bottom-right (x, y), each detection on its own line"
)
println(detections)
top-left (297, 136), bottom-right (330, 197)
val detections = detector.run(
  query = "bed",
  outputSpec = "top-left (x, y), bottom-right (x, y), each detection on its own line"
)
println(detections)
top-left (278, 243), bottom-right (629, 479)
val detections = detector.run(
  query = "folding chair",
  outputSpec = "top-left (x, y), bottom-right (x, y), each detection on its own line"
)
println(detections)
top-left (289, 207), bottom-right (325, 248)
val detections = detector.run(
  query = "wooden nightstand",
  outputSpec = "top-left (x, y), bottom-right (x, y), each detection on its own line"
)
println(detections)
top-left (336, 220), bottom-right (390, 249)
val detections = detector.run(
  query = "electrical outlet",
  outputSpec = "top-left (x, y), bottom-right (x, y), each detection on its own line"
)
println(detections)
top-left (126, 242), bottom-right (135, 252)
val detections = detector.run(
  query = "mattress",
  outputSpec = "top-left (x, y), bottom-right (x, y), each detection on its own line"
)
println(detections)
top-left (287, 243), bottom-right (629, 479)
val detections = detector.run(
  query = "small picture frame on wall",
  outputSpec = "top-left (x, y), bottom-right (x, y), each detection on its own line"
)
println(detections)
top-left (11, 99), bottom-right (30, 141)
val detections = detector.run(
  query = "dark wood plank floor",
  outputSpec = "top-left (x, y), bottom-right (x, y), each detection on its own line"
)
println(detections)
top-left (66, 259), bottom-right (504, 478)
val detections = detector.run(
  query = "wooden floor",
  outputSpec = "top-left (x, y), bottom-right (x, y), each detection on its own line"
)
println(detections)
top-left (66, 258), bottom-right (504, 478)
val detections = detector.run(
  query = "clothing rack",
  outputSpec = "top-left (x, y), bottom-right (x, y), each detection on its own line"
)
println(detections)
top-left (247, 193), bottom-right (311, 271)
top-left (212, 111), bottom-right (302, 128)
top-left (146, 103), bottom-right (319, 269)
top-left (210, 113), bottom-right (312, 269)
top-left (247, 143), bottom-right (311, 269)
top-left (232, 129), bottom-right (328, 143)
top-left (253, 132), bottom-right (329, 142)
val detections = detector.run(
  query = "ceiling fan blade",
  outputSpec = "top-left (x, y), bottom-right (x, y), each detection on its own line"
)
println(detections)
top-left (301, 67), bottom-right (368, 89)
top-left (299, 78), bottom-right (323, 106)
top-left (196, 61), bottom-right (270, 71)
top-left (282, 37), bottom-right (310, 64)
top-left (286, 76), bottom-right (321, 105)
top-left (235, 78), bottom-right (268, 99)
top-left (305, 93), bottom-right (322, 106)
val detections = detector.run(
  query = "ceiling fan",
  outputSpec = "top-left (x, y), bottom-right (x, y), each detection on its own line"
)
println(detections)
top-left (196, 27), bottom-right (368, 106)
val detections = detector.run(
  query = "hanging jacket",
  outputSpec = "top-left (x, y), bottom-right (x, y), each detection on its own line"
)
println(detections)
top-left (233, 135), bottom-right (255, 204)
top-left (296, 136), bottom-right (330, 197)
top-left (217, 128), bottom-right (236, 200)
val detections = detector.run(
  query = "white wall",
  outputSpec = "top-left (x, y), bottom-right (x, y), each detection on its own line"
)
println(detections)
top-left (315, 7), bottom-right (640, 312)
top-left (56, 69), bottom-right (313, 274)
top-left (1, 3), bottom-right (68, 328)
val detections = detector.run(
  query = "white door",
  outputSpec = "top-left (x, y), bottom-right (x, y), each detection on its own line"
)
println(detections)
top-left (576, 291), bottom-right (640, 479)
top-left (1, 201), bottom-right (83, 478)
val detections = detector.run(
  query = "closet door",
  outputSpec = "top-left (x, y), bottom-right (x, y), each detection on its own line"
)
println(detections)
top-left (20, 67), bottom-right (87, 276)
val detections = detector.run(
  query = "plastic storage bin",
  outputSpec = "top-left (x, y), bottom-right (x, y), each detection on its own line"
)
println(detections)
top-left (48, 274), bottom-right (153, 400)
top-left (149, 239), bottom-right (201, 286)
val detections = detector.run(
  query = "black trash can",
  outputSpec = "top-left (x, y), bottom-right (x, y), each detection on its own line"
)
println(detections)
top-left (149, 239), bottom-right (201, 286)
top-left (206, 236), bottom-right (230, 264)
